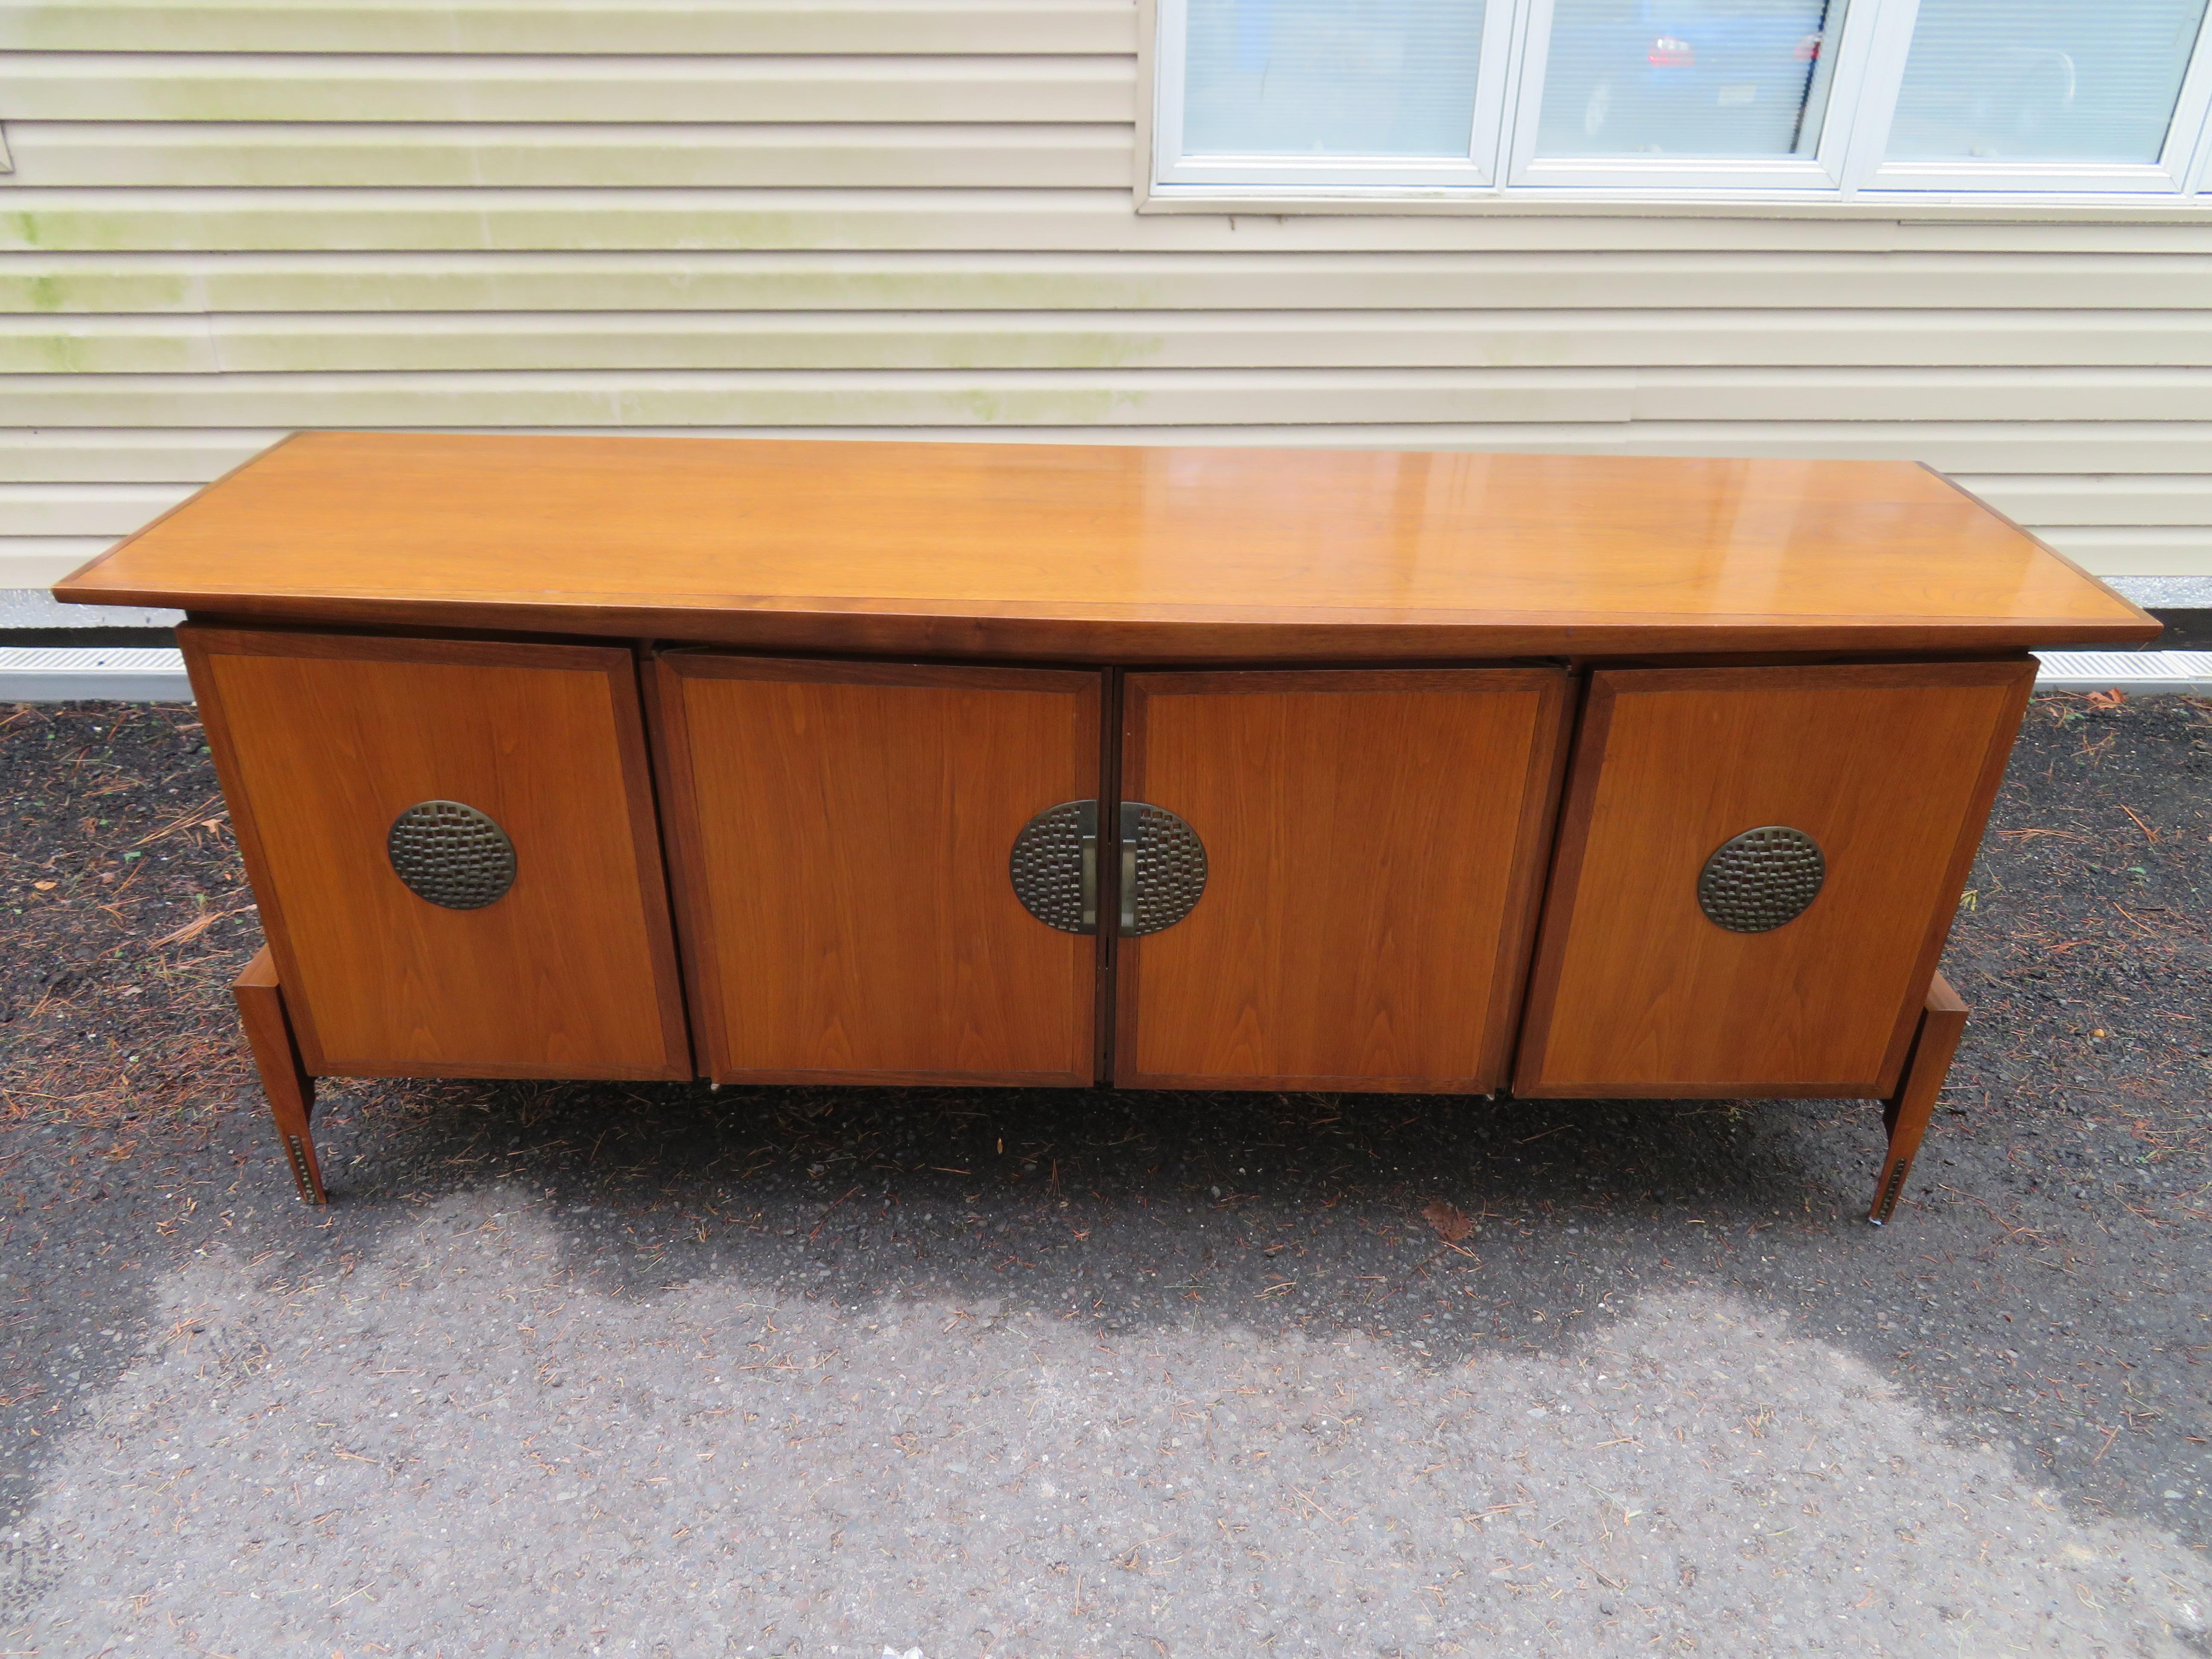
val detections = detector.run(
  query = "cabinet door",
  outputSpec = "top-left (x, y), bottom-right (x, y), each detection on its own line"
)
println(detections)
top-left (1514, 660), bottom-right (2035, 1099)
top-left (653, 655), bottom-right (1103, 1084)
top-left (1115, 668), bottom-right (1572, 1091)
top-left (182, 627), bottom-right (692, 1080)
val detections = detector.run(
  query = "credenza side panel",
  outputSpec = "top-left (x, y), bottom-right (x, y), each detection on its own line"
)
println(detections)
top-left (1513, 659), bottom-right (2036, 1099)
top-left (180, 626), bottom-right (693, 1081)
top-left (1115, 667), bottom-right (1574, 1092)
top-left (652, 653), bottom-right (1103, 1086)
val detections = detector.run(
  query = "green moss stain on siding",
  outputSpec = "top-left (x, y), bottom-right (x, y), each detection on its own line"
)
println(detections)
top-left (1, 270), bottom-right (195, 314)
top-left (0, 328), bottom-right (209, 372)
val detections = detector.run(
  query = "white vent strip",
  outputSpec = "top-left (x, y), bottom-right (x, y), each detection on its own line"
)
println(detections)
top-left (0, 645), bottom-right (191, 700)
top-left (2032, 650), bottom-right (2212, 688)
top-left (0, 646), bottom-right (185, 672)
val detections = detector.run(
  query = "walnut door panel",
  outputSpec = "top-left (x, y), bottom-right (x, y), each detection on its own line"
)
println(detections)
top-left (180, 627), bottom-right (692, 1080)
top-left (1115, 668), bottom-right (1572, 1091)
top-left (652, 655), bottom-right (1102, 1084)
top-left (1514, 660), bottom-right (2035, 1098)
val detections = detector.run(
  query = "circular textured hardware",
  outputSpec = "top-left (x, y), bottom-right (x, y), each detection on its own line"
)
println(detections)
top-left (1010, 801), bottom-right (1094, 933)
top-left (1697, 825), bottom-right (1825, 934)
top-left (1123, 802), bottom-right (1207, 936)
top-left (387, 800), bottom-right (518, 911)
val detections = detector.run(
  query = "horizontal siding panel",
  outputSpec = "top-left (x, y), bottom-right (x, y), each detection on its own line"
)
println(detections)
top-left (2036, 527), bottom-right (2212, 575)
top-left (1626, 369), bottom-right (2212, 423)
top-left (0, 316), bottom-right (218, 372)
top-left (0, 3), bottom-right (1139, 56)
top-left (9, 424), bottom-right (2212, 481)
top-left (0, 55), bottom-right (1135, 124)
top-left (7, 310), bottom-right (2211, 374)
top-left (0, 481), bottom-right (191, 533)
top-left (0, 429), bottom-right (281, 481)
top-left (8, 367), bottom-right (2212, 426)
top-left (3, 122), bottom-right (1135, 189)
top-left (0, 368), bottom-right (1640, 425)
top-left (0, 536), bottom-right (118, 586)
top-left (15, 190), bottom-right (2212, 255)
top-left (9, 251), bottom-right (2212, 315)
top-left (1953, 475), bottom-right (2212, 526)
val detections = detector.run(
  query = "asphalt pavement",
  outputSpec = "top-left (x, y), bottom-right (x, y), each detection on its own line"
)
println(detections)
top-left (3, 690), bottom-right (2207, 1657)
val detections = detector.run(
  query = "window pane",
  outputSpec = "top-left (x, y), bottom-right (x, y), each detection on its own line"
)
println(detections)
top-left (1888, 0), bottom-right (2208, 163)
top-left (1182, 0), bottom-right (1488, 157)
top-left (1534, 0), bottom-right (1844, 158)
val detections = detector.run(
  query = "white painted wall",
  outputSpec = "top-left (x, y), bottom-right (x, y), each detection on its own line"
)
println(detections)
top-left (3, 0), bottom-right (2209, 588)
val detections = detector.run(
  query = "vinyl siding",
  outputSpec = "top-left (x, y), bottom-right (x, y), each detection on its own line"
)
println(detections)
top-left (3, 1), bottom-right (2209, 590)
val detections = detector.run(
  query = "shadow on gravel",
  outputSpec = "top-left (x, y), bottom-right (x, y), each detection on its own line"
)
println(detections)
top-left (4, 691), bottom-right (2208, 1552)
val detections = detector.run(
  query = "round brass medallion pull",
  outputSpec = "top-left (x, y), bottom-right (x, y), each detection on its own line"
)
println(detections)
top-left (1007, 799), bottom-right (1208, 936)
top-left (1118, 801), bottom-right (1206, 937)
top-left (387, 800), bottom-right (517, 910)
top-left (1010, 800), bottom-right (1099, 934)
top-left (1697, 825), bottom-right (1824, 933)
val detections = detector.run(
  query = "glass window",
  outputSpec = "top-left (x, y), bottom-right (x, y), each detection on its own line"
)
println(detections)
top-left (1182, 0), bottom-right (1490, 156)
top-left (1152, 0), bottom-right (2212, 199)
top-left (1888, 0), bottom-right (2211, 162)
top-left (1535, 0), bottom-right (1845, 157)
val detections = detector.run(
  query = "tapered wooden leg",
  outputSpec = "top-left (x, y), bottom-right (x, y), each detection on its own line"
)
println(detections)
top-left (232, 946), bottom-right (327, 1205)
top-left (1869, 972), bottom-right (1968, 1227)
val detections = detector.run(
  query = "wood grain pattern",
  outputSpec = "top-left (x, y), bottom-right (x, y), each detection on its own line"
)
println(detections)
top-left (1116, 668), bottom-right (1572, 1091)
top-left (1870, 973), bottom-right (1970, 1225)
top-left (57, 432), bottom-right (2156, 661)
top-left (184, 625), bottom-right (692, 1080)
top-left (653, 653), bottom-right (1103, 1084)
top-left (1513, 660), bottom-right (2034, 1098)
top-left (233, 946), bottom-right (325, 1205)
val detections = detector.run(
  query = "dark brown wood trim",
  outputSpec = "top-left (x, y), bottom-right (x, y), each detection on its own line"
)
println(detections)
top-left (1066, 670), bottom-right (1107, 1084)
top-left (644, 653), bottom-right (733, 1083)
top-left (1119, 666), bottom-right (1571, 697)
top-left (658, 652), bottom-right (1106, 695)
top-left (1093, 666), bottom-right (1124, 1087)
top-left (1477, 669), bottom-right (1577, 1091)
top-left (298, 1057), bottom-right (707, 1084)
top-left (1509, 669), bottom-right (1622, 1095)
top-left (1110, 671), bottom-right (1155, 1089)
top-left (707, 1066), bottom-right (1095, 1088)
top-left (602, 651), bottom-right (698, 1082)
top-left (72, 590), bottom-right (2164, 662)
top-left (1513, 1078), bottom-right (1900, 1100)
top-left (178, 624), bottom-right (635, 675)
top-left (1565, 658), bottom-right (2037, 699)
top-left (1117, 1070), bottom-right (1503, 1095)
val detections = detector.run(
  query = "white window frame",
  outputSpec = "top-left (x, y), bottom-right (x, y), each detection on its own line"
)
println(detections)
top-left (1153, 0), bottom-right (1522, 188)
top-left (1142, 0), bottom-right (2212, 209)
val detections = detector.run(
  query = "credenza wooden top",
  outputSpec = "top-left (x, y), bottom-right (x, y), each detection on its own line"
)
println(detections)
top-left (56, 431), bottom-right (2157, 661)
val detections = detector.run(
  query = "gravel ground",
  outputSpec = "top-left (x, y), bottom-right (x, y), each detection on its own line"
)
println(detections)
top-left (2, 690), bottom-right (2208, 1658)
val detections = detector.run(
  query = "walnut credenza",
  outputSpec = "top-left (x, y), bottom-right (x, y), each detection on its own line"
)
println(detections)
top-left (56, 433), bottom-right (2160, 1221)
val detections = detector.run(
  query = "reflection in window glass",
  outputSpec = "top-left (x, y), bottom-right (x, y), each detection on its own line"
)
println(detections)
top-left (1889, 0), bottom-right (2208, 162)
top-left (1182, 0), bottom-right (1488, 157)
top-left (1535, 0), bottom-right (1843, 157)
